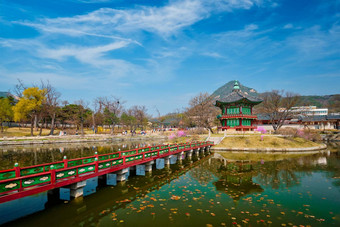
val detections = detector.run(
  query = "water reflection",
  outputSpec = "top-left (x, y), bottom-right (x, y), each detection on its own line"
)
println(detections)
top-left (2, 143), bottom-right (340, 227)
top-left (0, 141), bottom-right (164, 170)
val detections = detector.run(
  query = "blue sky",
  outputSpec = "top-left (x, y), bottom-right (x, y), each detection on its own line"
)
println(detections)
top-left (0, 0), bottom-right (339, 116)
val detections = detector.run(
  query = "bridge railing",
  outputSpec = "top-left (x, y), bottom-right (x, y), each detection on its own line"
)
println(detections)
top-left (0, 141), bottom-right (214, 196)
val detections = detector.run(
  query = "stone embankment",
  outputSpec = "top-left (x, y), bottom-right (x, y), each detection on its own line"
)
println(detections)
top-left (0, 134), bottom-right (167, 146)
top-left (212, 143), bottom-right (327, 153)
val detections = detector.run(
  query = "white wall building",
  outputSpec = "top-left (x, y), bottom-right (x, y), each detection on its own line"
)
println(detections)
top-left (291, 106), bottom-right (328, 116)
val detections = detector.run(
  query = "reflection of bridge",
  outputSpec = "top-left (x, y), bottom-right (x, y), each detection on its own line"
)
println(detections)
top-left (70, 155), bottom-right (211, 226)
top-left (0, 141), bottom-right (213, 204)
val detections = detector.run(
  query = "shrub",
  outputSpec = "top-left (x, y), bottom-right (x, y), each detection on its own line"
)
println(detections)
top-left (277, 127), bottom-right (321, 141)
top-left (255, 126), bottom-right (267, 134)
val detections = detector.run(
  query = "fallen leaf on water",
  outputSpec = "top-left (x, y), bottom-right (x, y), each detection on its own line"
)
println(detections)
top-left (171, 195), bottom-right (181, 200)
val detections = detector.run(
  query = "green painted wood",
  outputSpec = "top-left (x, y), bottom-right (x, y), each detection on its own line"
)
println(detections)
top-left (0, 170), bottom-right (16, 181)
top-left (45, 163), bottom-right (64, 171)
top-left (56, 168), bottom-right (77, 179)
top-left (110, 153), bottom-right (119, 159)
top-left (98, 155), bottom-right (110, 161)
top-left (67, 160), bottom-right (83, 167)
top-left (22, 174), bottom-right (51, 188)
top-left (77, 165), bottom-right (96, 174)
top-left (98, 161), bottom-right (111, 170)
top-left (20, 166), bottom-right (44, 176)
top-left (0, 179), bottom-right (20, 193)
top-left (112, 159), bottom-right (123, 166)
top-left (83, 158), bottom-right (95, 164)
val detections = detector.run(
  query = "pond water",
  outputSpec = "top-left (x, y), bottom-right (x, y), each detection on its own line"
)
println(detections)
top-left (1, 143), bottom-right (340, 227)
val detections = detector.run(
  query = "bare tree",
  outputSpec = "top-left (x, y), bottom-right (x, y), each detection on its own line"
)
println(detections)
top-left (40, 81), bottom-right (61, 135)
top-left (13, 79), bottom-right (26, 98)
top-left (258, 90), bottom-right (300, 132)
top-left (95, 96), bottom-right (124, 134)
top-left (131, 105), bottom-right (148, 130)
top-left (186, 92), bottom-right (219, 133)
top-left (74, 100), bottom-right (91, 136)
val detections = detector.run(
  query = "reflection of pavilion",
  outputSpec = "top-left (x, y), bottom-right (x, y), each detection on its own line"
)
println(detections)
top-left (210, 154), bottom-right (263, 201)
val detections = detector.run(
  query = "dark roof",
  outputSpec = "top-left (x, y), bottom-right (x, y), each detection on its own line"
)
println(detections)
top-left (216, 89), bottom-right (263, 105)
top-left (327, 115), bottom-right (340, 120)
top-left (257, 114), bottom-right (271, 120)
top-left (302, 115), bottom-right (340, 122)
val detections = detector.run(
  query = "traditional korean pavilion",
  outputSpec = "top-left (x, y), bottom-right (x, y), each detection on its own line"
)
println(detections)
top-left (215, 81), bottom-right (262, 131)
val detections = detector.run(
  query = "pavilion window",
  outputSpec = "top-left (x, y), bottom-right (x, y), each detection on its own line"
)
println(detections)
top-left (227, 119), bottom-right (240, 127)
top-left (242, 107), bottom-right (251, 115)
top-left (242, 119), bottom-right (251, 126)
top-left (227, 106), bottom-right (240, 115)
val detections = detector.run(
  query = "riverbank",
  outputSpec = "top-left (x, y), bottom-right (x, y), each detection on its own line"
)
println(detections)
top-left (212, 135), bottom-right (327, 152)
top-left (0, 134), bottom-right (168, 146)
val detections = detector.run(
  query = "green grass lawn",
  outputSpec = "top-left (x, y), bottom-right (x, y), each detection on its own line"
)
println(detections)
top-left (0, 127), bottom-right (96, 137)
top-left (215, 135), bottom-right (321, 149)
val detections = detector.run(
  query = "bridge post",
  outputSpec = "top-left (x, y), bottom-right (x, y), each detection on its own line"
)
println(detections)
top-left (50, 165), bottom-right (56, 185)
top-left (63, 156), bottom-right (68, 168)
top-left (14, 163), bottom-right (20, 178)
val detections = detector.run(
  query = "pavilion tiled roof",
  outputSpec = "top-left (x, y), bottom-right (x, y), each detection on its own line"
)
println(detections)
top-left (216, 89), bottom-right (263, 105)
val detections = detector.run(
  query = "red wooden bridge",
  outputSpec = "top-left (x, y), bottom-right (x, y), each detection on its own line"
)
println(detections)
top-left (0, 141), bottom-right (213, 204)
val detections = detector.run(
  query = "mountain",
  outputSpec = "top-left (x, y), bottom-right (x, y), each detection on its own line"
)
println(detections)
top-left (211, 80), bottom-right (259, 100)
top-left (211, 81), bottom-right (340, 112)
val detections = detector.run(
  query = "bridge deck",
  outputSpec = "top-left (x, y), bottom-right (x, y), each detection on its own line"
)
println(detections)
top-left (0, 141), bottom-right (213, 203)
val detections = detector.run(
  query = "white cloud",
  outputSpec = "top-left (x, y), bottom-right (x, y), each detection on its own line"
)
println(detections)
top-left (201, 52), bottom-right (225, 59)
top-left (17, 0), bottom-right (271, 38)
top-left (75, 0), bottom-right (114, 3)
top-left (245, 24), bottom-right (259, 31)
top-left (40, 41), bottom-right (129, 63)
top-left (283, 23), bottom-right (293, 29)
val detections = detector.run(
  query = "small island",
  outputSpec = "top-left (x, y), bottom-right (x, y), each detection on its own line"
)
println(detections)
top-left (212, 81), bottom-right (327, 152)
top-left (212, 135), bottom-right (326, 152)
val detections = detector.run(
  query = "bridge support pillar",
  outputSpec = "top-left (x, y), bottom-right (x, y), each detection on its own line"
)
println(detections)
top-left (164, 156), bottom-right (171, 165)
top-left (199, 147), bottom-right (205, 154)
top-left (186, 150), bottom-right (193, 160)
top-left (156, 159), bottom-right (165, 169)
top-left (69, 181), bottom-right (86, 198)
top-left (106, 173), bottom-right (117, 186)
top-left (177, 152), bottom-right (184, 160)
top-left (116, 168), bottom-right (129, 182)
top-left (0, 192), bottom-right (48, 225)
top-left (145, 161), bottom-right (154, 172)
top-left (83, 176), bottom-right (98, 196)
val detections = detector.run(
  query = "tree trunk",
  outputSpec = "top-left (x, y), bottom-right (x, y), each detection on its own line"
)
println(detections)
top-left (111, 124), bottom-right (114, 134)
top-left (34, 115), bottom-right (38, 131)
top-left (81, 122), bottom-right (84, 136)
top-left (0, 121), bottom-right (3, 133)
top-left (50, 113), bottom-right (56, 135)
top-left (39, 118), bottom-right (44, 136)
top-left (30, 116), bottom-right (34, 136)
